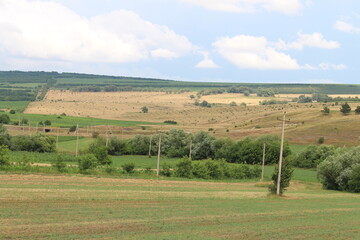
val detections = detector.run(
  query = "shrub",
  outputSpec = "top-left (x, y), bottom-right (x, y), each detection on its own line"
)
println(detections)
top-left (69, 125), bottom-right (77, 132)
top-left (141, 106), bottom-right (149, 113)
top-left (44, 120), bottom-right (52, 126)
top-left (9, 110), bottom-right (16, 114)
top-left (90, 145), bottom-right (111, 165)
top-left (52, 156), bottom-right (67, 172)
top-left (174, 157), bottom-right (193, 178)
top-left (160, 163), bottom-right (172, 177)
top-left (92, 132), bottom-right (100, 138)
top-left (122, 162), bottom-right (135, 173)
top-left (355, 106), bottom-right (360, 114)
top-left (340, 102), bottom-right (351, 114)
top-left (78, 154), bottom-right (98, 172)
top-left (229, 102), bottom-right (237, 107)
top-left (0, 145), bottom-right (10, 166)
top-left (318, 137), bottom-right (325, 144)
top-left (322, 106), bottom-right (330, 114)
top-left (0, 114), bottom-right (10, 124)
top-left (268, 159), bottom-right (294, 195)
top-left (164, 120), bottom-right (177, 125)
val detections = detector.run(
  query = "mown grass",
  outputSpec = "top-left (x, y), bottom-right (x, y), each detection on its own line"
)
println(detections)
top-left (6, 112), bottom-right (163, 127)
top-left (0, 170), bottom-right (359, 239)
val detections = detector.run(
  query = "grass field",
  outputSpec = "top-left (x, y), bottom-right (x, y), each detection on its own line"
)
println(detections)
top-left (0, 101), bottom-right (29, 112)
top-left (6, 112), bottom-right (162, 128)
top-left (1, 171), bottom-right (359, 239)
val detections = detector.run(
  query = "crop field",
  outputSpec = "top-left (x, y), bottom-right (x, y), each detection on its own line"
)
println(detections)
top-left (1, 172), bottom-right (359, 240)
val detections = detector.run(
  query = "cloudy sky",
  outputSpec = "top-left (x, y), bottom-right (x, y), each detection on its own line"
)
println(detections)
top-left (0, 0), bottom-right (359, 83)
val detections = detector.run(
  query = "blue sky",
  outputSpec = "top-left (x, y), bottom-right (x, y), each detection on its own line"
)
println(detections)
top-left (0, 0), bottom-right (359, 83)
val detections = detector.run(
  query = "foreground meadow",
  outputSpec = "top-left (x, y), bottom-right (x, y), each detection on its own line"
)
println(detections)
top-left (1, 173), bottom-right (359, 239)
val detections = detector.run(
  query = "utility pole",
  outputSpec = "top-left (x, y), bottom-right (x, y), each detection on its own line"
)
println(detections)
top-left (56, 127), bottom-right (59, 150)
top-left (189, 139), bottom-right (193, 160)
top-left (261, 143), bottom-right (266, 181)
top-left (156, 132), bottom-right (162, 176)
top-left (106, 125), bottom-right (109, 147)
top-left (148, 135), bottom-right (152, 158)
top-left (75, 124), bottom-right (79, 157)
top-left (277, 112), bottom-right (287, 196)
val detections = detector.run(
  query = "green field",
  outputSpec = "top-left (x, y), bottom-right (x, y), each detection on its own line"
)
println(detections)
top-left (7, 113), bottom-right (162, 127)
top-left (0, 101), bottom-right (30, 112)
top-left (1, 169), bottom-right (359, 239)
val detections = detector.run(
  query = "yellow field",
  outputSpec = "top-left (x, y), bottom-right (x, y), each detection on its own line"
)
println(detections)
top-left (24, 90), bottom-right (360, 146)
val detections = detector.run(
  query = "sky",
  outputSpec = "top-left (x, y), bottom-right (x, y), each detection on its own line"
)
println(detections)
top-left (0, 0), bottom-right (359, 84)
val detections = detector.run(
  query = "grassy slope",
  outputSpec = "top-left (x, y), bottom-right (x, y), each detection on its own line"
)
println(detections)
top-left (1, 172), bottom-right (358, 239)
top-left (0, 101), bottom-right (29, 112)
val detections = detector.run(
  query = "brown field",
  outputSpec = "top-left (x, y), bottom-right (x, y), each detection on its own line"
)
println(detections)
top-left (24, 90), bottom-right (360, 146)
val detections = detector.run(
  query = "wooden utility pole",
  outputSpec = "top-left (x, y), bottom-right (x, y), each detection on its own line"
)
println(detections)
top-left (148, 135), bottom-right (152, 158)
top-left (261, 143), bottom-right (266, 181)
top-left (75, 124), bottom-right (79, 157)
top-left (277, 112), bottom-right (287, 196)
top-left (189, 139), bottom-right (193, 160)
top-left (56, 127), bottom-right (59, 150)
top-left (106, 125), bottom-right (109, 147)
top-left (156, 133), bottom-right (162, 176)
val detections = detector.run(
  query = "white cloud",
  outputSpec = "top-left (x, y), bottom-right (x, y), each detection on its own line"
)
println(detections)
top-left (213, 35), bottom-right (300, 70)
top-left (334, 20), bottom-right (360, 34)
top-left (319, 63), bottom-right (347, 70)
top-left (182, 0), bottom-right (303, 15)
top-left (195, 52), bottom-right (219, 68)
top-left (0, 0), bottom-right (195, 64)
top-left (275, 32), bottom-right (340, 50)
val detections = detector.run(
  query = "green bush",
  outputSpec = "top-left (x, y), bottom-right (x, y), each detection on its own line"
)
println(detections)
top-left (317, 147), bottom-right (360, 192)
top-left (52, 156), bottom-right (67, 172)
top-left (78, 154), bottom-right (98, 172)
top-left (160, 163), bottom-right (172, 177)
top-left (0, 114), bottom-right (10, 124)
top-left (0, 145), bottom-right (10, 166)
top-left (10, 133), bottom-right (56, 153)
top-left (122, 162), bottom-right (135, 173)
top-left (174, 157), bottom-right (193, 178)
top-left (269, 158), bottom-right (294, 195)
top-left (293, 145), bottom-right (336, 168)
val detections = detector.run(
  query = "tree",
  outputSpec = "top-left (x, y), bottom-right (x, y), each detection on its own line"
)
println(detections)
top-left (0, 114), bottom-right (10, 124)
top-left (340, 102), bottom-right (351, 114)
top-left (268, 158), bottom-right (294, 195)
top-left (9, 110), bottom-right (16, 114)
top-left (141, 106), bottom-right (149, 113)
top-left (78, 154), bottom-right (98, 172)
top-left (0, 124), bottom-right (10, 147)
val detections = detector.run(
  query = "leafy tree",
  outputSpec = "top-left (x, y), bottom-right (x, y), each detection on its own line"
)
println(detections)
top-left (175, 157), bottom-right (193, 178)
top-left (162, 129), bottom-right (189, 158)
top-left (141, 106), bottom-right (149, 113)
top-left (9, 110), bottom-right (16, 114)
top-left (297, 95), bottom-right (312, 103)
top-left (268, 158), bottom-right (294, 195)
top-left (0, 114), bottom-right (10, 124)
top-left (317, 147), bottom-right (360, 192)
top-left (191, 131), bottom-right (216, 160)
top-left (128, 135), bottom-right (151, 155)
top-left (340, 102), bottom-right (351, 114)
top-left (69, 125), bottom-right (77, 132)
